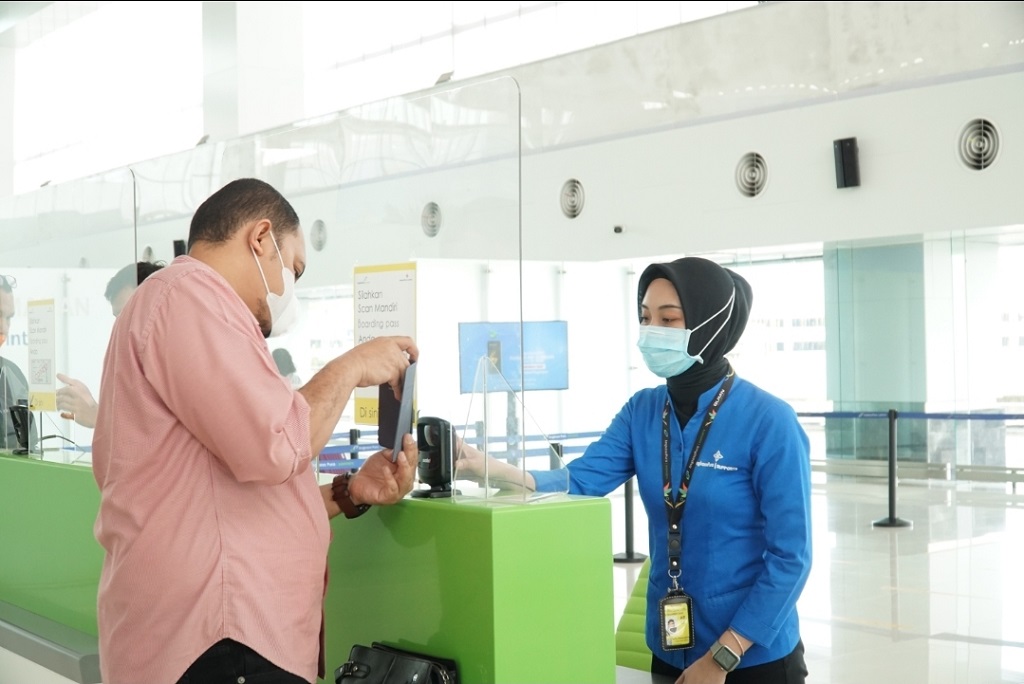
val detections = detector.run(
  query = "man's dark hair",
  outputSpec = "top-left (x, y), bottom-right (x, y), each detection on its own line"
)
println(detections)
top-left (104, 262), bottom-right (165, 303)
top-left (187, 178), bottom-right (299, 251)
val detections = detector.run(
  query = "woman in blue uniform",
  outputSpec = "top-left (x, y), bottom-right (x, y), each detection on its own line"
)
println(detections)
top-left (458, 256), bottom-right (812, 683)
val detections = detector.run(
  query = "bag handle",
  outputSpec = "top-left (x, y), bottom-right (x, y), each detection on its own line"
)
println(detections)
top-left (336, 660), bottom-right (370, 680)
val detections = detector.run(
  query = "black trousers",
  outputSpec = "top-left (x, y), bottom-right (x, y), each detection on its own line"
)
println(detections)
top-left (652, 640), bottom-right (807, 684)
top-left (176, 639), bottom-right (310, 684)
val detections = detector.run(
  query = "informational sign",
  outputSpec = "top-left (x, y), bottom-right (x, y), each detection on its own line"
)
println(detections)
top-left (353, 263), bottom-right (416, 425)
top-left (27, 299), bottom-right (57, 411)
top-left (457, 321), bottom-right (569, 394)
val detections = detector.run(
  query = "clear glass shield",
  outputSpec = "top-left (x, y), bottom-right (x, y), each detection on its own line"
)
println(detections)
top-left (131, 76), bottom-right (537, 489)
top-left (0, 168), bottom-right (137, 463)
top-left (451, 354), bottom-right (569, 503)
top-left (299, 77), bottom-right (532, 488)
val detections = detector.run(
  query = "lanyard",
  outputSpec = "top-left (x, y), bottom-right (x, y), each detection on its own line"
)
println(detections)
top-left (663, 367), bottom-right (734, 590)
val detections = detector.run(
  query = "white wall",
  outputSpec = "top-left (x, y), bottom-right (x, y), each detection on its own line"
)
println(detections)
top-left (517, 71), bottom-right (1023, 261)
top-left (119, 69), bottom-right (1024, 278)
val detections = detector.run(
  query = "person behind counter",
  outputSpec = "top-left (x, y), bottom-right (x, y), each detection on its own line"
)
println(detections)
top-left (273, 347), bottom-right (303, 389)
top-left (456, 256), bottom-right (812, 684)
top-left (0, 274), bottom-right (36, 452)
top-left (92, 178), bottom-right (420, 684)
top-left (56, 261), bottom-right (165, 428)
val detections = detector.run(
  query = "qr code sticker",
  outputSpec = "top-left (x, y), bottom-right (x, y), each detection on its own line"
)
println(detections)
top-left (30, 358), bottom-right (52, 384)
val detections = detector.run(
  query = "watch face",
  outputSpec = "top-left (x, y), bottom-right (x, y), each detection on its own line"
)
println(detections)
top-left (714, 644), bottom-right (741, 671)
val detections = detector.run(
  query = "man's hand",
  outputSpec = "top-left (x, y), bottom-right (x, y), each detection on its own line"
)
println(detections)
top-left (349, 433), bottom-right (419, 505)
top-left (302, 336), bottom-right (420, 456)
top-left (340, 336), bottom-right (419, 392)
top-left (56, 373), bottom-right (99, 428)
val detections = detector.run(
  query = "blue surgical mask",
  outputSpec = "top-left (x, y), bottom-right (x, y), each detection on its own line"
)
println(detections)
top-left (638, 326), bottom-right (698, 378)
top-left (637, 289), bottom-right (736, 378)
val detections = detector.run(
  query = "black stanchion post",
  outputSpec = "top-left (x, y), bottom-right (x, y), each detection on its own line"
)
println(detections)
top-left (613, 477), bottom-right (648, 564)
top-left (348, 428), bottom-right (361, 459)
top-left (873, 409), bottom-right (912, 529)
top-left (474, 420), bottom-right (485, 450)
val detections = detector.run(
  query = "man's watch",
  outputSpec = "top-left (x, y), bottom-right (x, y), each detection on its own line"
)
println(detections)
top-left (331, 473), bottom-right (372, 519)
top-left (710, 640), bottom-right (741, 673)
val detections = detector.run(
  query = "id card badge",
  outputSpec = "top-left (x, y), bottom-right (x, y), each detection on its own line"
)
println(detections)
top-left (659, 591), bottom-right (695, 650)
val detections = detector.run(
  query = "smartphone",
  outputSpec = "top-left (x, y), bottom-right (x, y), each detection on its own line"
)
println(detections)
top-left (377, 362), bottom-right (416, 460)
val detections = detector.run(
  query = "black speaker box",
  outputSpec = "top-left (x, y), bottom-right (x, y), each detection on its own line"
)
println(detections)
top-left (413, 417), bottom-right (456, 498)
top-left (834, 137), bottom-right (860, 188)
top-left (9, 403), bottom-right (34, 455)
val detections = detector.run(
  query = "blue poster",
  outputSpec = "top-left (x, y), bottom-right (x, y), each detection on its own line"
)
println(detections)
top-left (458, 321), bottom-right (568, 393)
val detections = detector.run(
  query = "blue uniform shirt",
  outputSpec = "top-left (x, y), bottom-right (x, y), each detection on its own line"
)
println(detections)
top-left (533, 374), bottom-right (812, 670)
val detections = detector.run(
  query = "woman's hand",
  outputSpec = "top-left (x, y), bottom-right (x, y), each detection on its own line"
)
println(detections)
top-left (452, 434), bottom-right (537, 492)
top-left (677, 651), bottom-right (727, 684)
top-left (452, 435), bottom-right (486, 479)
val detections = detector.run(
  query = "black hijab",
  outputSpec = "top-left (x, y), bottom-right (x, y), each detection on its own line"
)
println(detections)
top-left (637, 257), bottom-right (752, 427)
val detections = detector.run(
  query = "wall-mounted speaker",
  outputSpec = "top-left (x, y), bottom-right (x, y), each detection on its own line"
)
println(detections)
top-left (958, 119), bottom-right (999, 170)
top-left (735, 152), bottom-right (768, 197)
top-left (421, 202), bottom-right (442, 237)
top-left (310, 220), bottom-right (328, 250)
top-left (833, 137), bottom-right (860, 188)
top-left (560, 179), bottom-right (585, 218)
top-left (173, 239), bottom-right (187, 257)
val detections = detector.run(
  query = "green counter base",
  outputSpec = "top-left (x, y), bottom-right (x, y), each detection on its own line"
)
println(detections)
top-left (1, 456), bottom-right (616, 684)
top-left (324, 495), bottom-right (615, 684)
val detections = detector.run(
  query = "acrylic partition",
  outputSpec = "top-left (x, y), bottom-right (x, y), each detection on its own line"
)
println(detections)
top-left (0, 170), bottom-right (137, 683)
top-left (128, 76), bottom-right (546, 486)
top-left (0, 168), bottom-right (138, 464)
top-left (453, 355), bottom-right (570, 502)
top-left (1, 78), bottom-right (615, 684)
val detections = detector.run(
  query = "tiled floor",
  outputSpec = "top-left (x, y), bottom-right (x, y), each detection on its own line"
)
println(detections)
top-left (608, 475), bottom-right (1024, 684)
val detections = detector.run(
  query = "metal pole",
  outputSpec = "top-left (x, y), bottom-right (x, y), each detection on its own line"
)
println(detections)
top-left (348, 428), bottom-right (360, 459)
top-left (873, 409), bottom-right (912, 528)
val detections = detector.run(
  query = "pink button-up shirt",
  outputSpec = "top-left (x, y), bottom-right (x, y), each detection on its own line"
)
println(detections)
top-left (93, 256), bottom-right (329, 684)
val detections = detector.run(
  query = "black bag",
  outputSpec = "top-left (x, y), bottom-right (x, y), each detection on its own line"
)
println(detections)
top-left (335, 642), bottom-right (458, 684)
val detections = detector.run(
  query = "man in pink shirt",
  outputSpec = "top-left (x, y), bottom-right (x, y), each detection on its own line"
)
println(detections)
top-left (92, 178), bottom-right (419, 684)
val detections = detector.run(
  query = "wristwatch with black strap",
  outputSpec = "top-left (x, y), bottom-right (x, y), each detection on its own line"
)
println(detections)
top-left (710, 639), bottom-right (741, 673)
top-left (331, 473), bottom-right (371, 519)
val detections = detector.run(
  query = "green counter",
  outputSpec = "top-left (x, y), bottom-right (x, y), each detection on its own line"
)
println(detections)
top-left (325, 495), bottom-right (616, 684)
top-left (0, 454), bottom-right (102, 637)
top-left (0, 455), bottom-right (616, 684)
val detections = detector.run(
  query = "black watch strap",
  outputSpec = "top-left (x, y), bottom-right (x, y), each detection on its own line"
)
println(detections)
top-left (332, 473), bottom-right (371, 519)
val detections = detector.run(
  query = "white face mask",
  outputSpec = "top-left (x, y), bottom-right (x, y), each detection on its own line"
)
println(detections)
top-left (252, 233), bottom-right (299, 338)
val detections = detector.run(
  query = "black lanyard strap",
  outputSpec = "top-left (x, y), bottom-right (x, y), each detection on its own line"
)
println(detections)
top-left (662, 367), bottom-right (735, 589)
